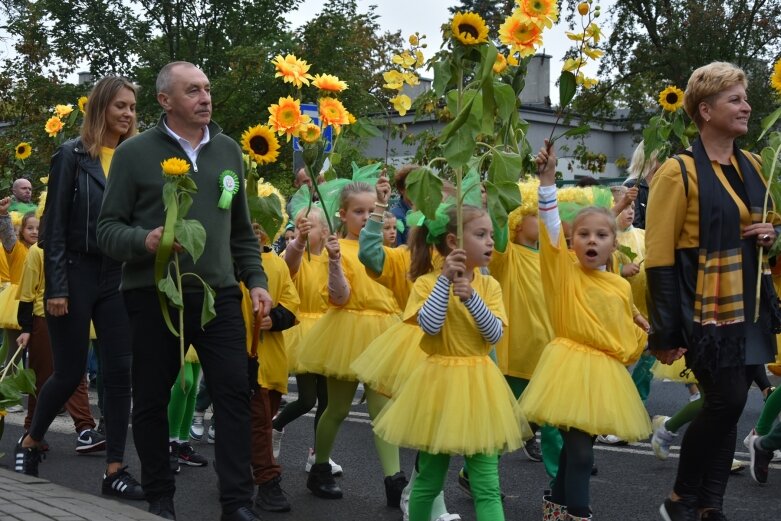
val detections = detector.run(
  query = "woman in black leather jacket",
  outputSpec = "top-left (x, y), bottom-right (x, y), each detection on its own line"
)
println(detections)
top-left (14, 76), bottom-right (144, 499)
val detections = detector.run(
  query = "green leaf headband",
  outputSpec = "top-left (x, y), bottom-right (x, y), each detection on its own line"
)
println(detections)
top-left (407, 200), bottom-right (453, 244)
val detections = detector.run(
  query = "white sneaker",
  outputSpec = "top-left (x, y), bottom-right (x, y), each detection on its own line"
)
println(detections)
top-left (744, 428), bottom-right (757, 450)
top-left (435, 515), bottom-right (462, 521)
top-left (689, 391), bottom-right (701, 402)
top-left (651, 415), bottom-right (676, 460)
top-left (207, 424), bottom-right (215, 444)
top-left (730, 458), bottom-right (745, 473)
top-left (7, 404), bottom-right (24, 413)
top-left (773, 450), bottom-right (781, 462)
top-left (272, 428), bottom-right (284, 459)
top-left (305, 449), bottom-right (343, 476)
top-left (596, 434), bottom-right (627, 446)
top-left (189, 413), bottom-right (204, 441)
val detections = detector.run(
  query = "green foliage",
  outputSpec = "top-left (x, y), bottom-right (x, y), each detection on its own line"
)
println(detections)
top-left (617, 244), bottom-right (638, 263)
top-left (406, 167), bottom-right (444, 219)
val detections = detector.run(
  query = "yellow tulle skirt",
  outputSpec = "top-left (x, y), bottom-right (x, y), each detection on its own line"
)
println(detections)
top-left (373, 354), bottom-right (531, 456)
top-left (296, 308), bottom-right (400, 381)
top-left (284, 313), bottom-right (323, 373)
top-left (351, 321), bottom-right (427, 397)
top-left (520, 338), bottom-right (652, 442)
top-left (0, 283), bottom-right (20, 329)
top-left (652, 357), bottom-right (697, 383)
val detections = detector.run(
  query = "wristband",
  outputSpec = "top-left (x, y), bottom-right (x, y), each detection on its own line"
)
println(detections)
top-left (375, 202), bottom-right (389, 209)
top-left (370, 212), bottom-right (385, 220)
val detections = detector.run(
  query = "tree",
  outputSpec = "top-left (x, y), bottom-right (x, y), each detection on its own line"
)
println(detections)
top-left (448, 0), bottom-right (515, 32)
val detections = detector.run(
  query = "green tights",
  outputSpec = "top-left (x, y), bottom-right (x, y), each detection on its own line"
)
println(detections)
top-left (411, 451), bottom-right (502, 521)
top-left (665, 393), bottom-right (704, 434)
top-left (314, 377), bottom-right (400, 476)
top-left (757, 385), bottom-right (781, 436)
top-left (167, 362), bottom-right (201, 441)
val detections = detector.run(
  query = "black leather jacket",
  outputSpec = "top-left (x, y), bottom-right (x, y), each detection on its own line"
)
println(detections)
top-left (43, 138), bottom-right (107, 299)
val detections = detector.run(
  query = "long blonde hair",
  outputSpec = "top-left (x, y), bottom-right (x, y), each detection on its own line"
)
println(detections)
top-left (80, 76), bottom-right (138, 159)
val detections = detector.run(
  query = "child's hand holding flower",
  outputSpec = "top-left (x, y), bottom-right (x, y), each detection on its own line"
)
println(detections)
top-left (442, 249), bottom-right (467, 282)
top-left (536, 140), bottom-right (557, 186)
top-left (325, 234), bottom-right (341, 260)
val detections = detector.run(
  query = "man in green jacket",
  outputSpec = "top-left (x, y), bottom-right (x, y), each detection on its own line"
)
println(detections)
top-left (97, 61), bottom-right (271, 521)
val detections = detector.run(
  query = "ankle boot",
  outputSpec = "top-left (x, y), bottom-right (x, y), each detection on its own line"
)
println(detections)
top-left (543, 495), bottom-right (567, 521)
top-left (566, 514), bottom-right (592, 520)
top-left (384, 471), bottom-right (408, 508)
top-left (306, 462), bottom-right (342, 499)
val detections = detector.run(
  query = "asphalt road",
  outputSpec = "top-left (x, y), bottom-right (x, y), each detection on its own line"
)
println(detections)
top-left (2, 376), bottom-right (780, 521)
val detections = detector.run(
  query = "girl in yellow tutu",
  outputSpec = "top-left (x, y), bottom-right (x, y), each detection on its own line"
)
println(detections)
top-left (373, 203), bottom-right (528, 521)
top-left (520, 143), bottom-right (650, 521)
top-left (297, 181), bottom-right (405, 505)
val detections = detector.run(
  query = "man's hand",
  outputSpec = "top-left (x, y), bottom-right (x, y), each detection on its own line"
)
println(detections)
top-left (145, 226), bottom-right (182, 253)
top-left (250, 287), bottom-right (273, 317)
top-left (0, 197), bottom-right (10, 216)
top-left (46, 297), bottom-right (69, 317)
top-left (651, 347), bottom-right (687, 365)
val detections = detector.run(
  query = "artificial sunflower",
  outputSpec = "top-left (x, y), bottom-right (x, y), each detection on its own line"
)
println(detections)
top-left (346, 111), bottom-right (357, 124)
top-left (44, 116), bottom-right (64, 137)
top-left (55, 104), bottom-right (74, 118)
top-left (78, 96), bottom-right (88, 114)
top-left (268, 96), bottom-right (310, 141)
top-left (161, 157), bottom-right (190, 177)
top-left (298, 123), bottom-right (321, 144)
top-left (771, 58), bottom-right (781, 96)
top-left (312, 74), bottom-right (348, 93)
top-left (451, 12), bottom-right (489, 46)
top-left (499, 13), bottom-right (544, 58)
top-left (390, 94), bottom-right (412, 116)
top-left (493, 53), bottom-right (509, 74)
top-left (518, 0), bottom-right (559, 29)
top-left (15, 142), bottom-right (32, 161)
top-left (241, 125), bottom-right (280, 165)
top-left (271, 54), bottom-right (314, 88)
top-left (319, 97), bottom-right (350, 128)
top-left (658, 86), bottom-right (684, 112)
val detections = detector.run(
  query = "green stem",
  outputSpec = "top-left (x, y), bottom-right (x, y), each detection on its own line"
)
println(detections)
top-left (0, 343), bottom-right (25, 382)
top-left (175, 250), bottom-right (186, 391)
top-left (755, 143), bottom-right (781, 321)
top-left (427, 157), bottom-right (449, 170)
top-left (456, 67), bottom-right (464, 248)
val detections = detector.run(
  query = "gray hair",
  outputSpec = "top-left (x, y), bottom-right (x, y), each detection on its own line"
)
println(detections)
top-left (156, 61), bottom-right (196, 94)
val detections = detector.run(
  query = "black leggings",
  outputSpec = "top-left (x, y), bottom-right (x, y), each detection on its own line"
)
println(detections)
top-left (272, 372), bottom-right (328, 439)
top-left (30, 255), bottom-right (132, 464)
top-left (674, 364), bottom-right (756, 510)
top-left (551, 428), bottom-right (594, 517)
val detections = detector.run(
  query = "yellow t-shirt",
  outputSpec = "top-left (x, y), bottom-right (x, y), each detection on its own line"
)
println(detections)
top-left (242, 251), bottom-right (300, 394)
top-left (100, 147), bottom-right (115, 177)
top-left (333, 239), bottom-right (400, 315)
top-left (7, 241), bottom-right (30, 285)
top-left (403, 270), bottom-right (507, 357)
top-left (490, 243), bottom-right (553, 379)
top-left (617, 226), bottom-right (647, 317)
top-left (0, 249), bottom-right (10, 282)
top-left (287, 249), bottom-right (329, 317)
top-left (16, 243), bottom-right (45, 317)
top-left (541, 225), bottom-right (645, 364)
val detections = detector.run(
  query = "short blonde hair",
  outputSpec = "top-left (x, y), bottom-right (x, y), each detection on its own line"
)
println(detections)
top-left (684, 62), bottom-right (747, 127)
top-left (626, 141), bottom-right (659, 181)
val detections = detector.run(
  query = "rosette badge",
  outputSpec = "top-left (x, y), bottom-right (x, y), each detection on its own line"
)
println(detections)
top-left (218, 170), bottom-right (239, 209)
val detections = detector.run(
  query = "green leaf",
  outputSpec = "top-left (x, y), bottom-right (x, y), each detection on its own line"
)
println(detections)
top-left (494, 83), bottom-right (517, 124)
top-left (405, 167), bottom-right (443, 220)
top-left (351, 161), bottom-right (383, 182)
top-left (617, 244), bottom-right (638, 262)
top-left (481, 77), bottom-right (496, 135)
top-left (558, 71), bottom-right (577, 109)
top-left (433, 59), bottom-right (453, 96)
top-left (672, 113), bottom-right (685, 141)
top-left (329, 152), bottom-right (342, 166)
top-left (162, 182), bottom-right (178, 211)
top-left (442, 126), bottom-right (477, 168)
top-left (488, 150), bottom-right (524, 184)
top-left (200, 283), bottom-right (216, 328)
top-left (479, 44), bottom-right (499, 84)
top-left (177, 176), bottom-right (198, 193)
top-left (558, 123), bottom-right (591, 140)
top-left (9, 366), bottom-right (36, 395)
top-left (247, 194), bottom-right (284, 243)
top-left (158, 271), bottom-right (183, 309)
top-left (178, 192), bottom-right (193, 219)
top-left (484, 180), bottom-right (521, 229)
top-left (755, 106), bottom-right (781, 146)
top-left (175, 219), bottom-right (207, 264)
top-left (441, 89), bottom-right (478, 142)
top-left (352, 117), bottom-right (383, 138)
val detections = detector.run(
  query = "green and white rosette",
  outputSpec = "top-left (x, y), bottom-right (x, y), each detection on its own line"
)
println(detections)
top-left (218, 170), bottom-right (240, 209)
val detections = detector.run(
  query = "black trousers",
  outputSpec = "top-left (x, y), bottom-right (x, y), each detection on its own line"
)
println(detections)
top-left (674, 364), bottom-right (758, 510)
top-left (31, 254), bottom-right (132, 464)
top-left (123, 287), bottom-right (252, 513)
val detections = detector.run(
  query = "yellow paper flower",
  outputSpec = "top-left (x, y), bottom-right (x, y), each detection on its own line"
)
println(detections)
top-left (577, 2), bottom-right (590, 15)
top-left (392, 51), bottom-right (417, 69)
top-left (55, 104), bottom-right (74, 118)
top-left (312, 74), bottom-right (348, 93)
top-left (346, 111), bottom-right (357, 124)
top-left (518, 0), bottom-right (559, 28)
top-left (10, 211), bottom-right (21, 228)
top-left (36, 191), bottom-right (47, 219)
top-left (78, 96), bottom-right (88, 114)
top-left (493, 54), bottom-right (509, 74)
top-left (415, 49), bottom-right (425, 67)
top-left (15, 142), bottom-right (32, 160)
top-left (771, 58), bottom-right (781, 95)
top-left (271, 54), bottom-right (314, 88)
top-left (563, 57), bottom-right (585, 73)
top-left (390, 94), bottom-right (412, 116)
top-left (241, 125), bottom-right (280, 165)
top-left (566, 31), bottom-right (585, 41)
top-left (585, 23), bottom-right (602, 44)
top-left (45, 116), bottom-right (64, 137)
top-left (298, 123), bottom-right (322, 144)
top-left (402, 72), bottom-right (420, 87)
top-left (40, 176), bottom-right (49, 185)
top-left (451, 12), bottom-right (489, 46)
top-left (409, 34), bottom-right (419, 46)
top-left (577, 73), bottom-right (599, 89)
top-left (383, 70), bottom-right (405, 90)
top-left (255, 178), bottom-right (288, 243)
top-left (508, 178), bottom-right (540, 232)
top-left (583, 46), bottom-right (604, 60)
top-left (507, 53), bottom-right (520, 66)
top-left (161, 157), bottom-right (190, 177)
top-left (499, 13), bottom-right (544, 58)
top-left (319, 97), bottom-right (350, 128)
top-left (268, 96), bottom-right (310, 141)
top-left (658, 86), bottom-right (684, 112)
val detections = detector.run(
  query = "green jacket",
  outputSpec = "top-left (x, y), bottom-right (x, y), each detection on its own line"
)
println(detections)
top-left (97, 115), bottom-right (267, 292)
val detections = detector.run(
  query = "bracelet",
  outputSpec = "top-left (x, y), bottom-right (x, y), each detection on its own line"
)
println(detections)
top-left (375, 202), bottom-right (389, 209)
top-left (370, 212), bottom-right (385, 220)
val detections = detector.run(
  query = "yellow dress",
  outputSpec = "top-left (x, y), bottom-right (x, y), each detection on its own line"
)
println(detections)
top-left (0, 241), bottom-right (30, 329)
top-left (282, 250), bottom-right (329, 373)
top-left (297, 239), bottom-right (400, 381)
top-left (519, 225), bottom-right (652, 441)
top-left (490, 243), bottom-right (553, 379)
top-left (373, 270), bottom-right (530, 456)
top-left (241, 251), bottom-right (300, 395)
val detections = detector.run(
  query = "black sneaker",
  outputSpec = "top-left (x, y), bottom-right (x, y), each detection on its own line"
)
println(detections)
top-left (255, 475), bottom-right (291, 512)
top-left (701, 510), bottom-right (729, 521)
top-left (76, 429), bottom-right (107, 453)
top-left (169, 441), bottom-right (181, 474)
top-left (220, 506), bottom-right (261, 521)
top-left (659, 497), bottom-right (698, 521)
top-left (384, 471), bottom-right (408, 508)
top-left (102, 466), bottom-right (145, 500)
top-left (149, 496), bottom-right (176, 519)
top-left (750, 435), bottom-right (773, 484)
top-left (178, 441), bottom-right (208, 467)
top-left (522, 437), bottom-right (543, 462)
top-left (14, 436), bottom-right (44, 476)
top-left (306, 462), bottom-right (342, 499)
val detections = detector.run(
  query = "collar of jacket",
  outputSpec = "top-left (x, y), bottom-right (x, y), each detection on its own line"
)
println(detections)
top-left (70, 137), bottom-right (107, 187)
top-left (153, 113), bottom-right (223, 143)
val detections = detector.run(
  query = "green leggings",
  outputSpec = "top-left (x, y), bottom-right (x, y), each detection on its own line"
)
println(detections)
top-left (757, 385), bottom-right (781, 436)
top-left (665, 394), bottom-right (704, 433)
top-left (412, 451), bottom-right (502, 521)
top-left (314, 377), bottom-right (400, 476)
top-left (167, 362), bottom-right (201, 440)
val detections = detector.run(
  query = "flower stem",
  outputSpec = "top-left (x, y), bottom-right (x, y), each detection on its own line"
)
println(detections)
top-left (0, 343), bottom-right (25, 382)
top-left (755, 142), bottom-right (781, 321)
top-left (175, 250), bottom-right (186, 391)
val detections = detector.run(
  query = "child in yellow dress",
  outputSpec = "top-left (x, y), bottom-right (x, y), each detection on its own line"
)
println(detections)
top-left (374, 204), bottom-right (528, 521)
top-left (297, 181), bottom-right (405, 505)
top-left (520, 144), bottom-right (650, 520)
